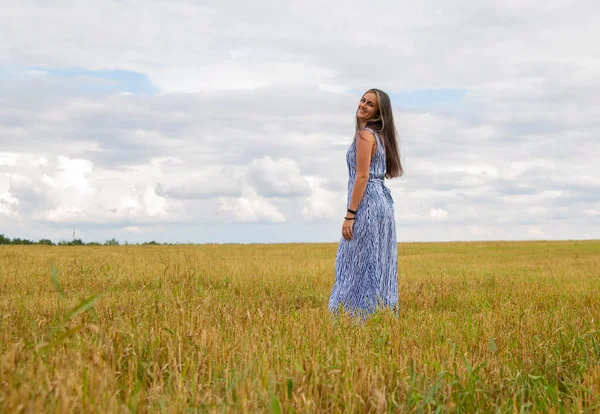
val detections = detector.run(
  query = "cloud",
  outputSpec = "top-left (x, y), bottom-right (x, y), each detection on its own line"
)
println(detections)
top-left (1, 153), bottom-right (185, 227)
top-left (429, 208), bottom-right (449, 222)
top-left (218, 190), bottom-right (286, 223)
top-left (0, 0), bottom-right (599, 242)
top-left (528, 226), bottom-right (545, 238)
top-left (156, 167), bottom-right (245, 200)
top-left (246, 156), bottom-right (310, 197)
top-left (302, 176), bottom-right (346, 221)
top-left (0, 192), bottom-right (19, 217)
top-left (123, 226), bottom-right (141, 233)
top-left (0, 152), bottom-right (19, 167)
top-left (156, 156), bottom-right (314, 201)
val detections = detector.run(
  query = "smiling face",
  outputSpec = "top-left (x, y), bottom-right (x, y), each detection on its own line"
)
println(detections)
top-left (356, 92), bottom-right (379, 123)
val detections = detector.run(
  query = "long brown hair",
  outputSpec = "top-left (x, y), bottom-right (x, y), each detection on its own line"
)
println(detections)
top-left (355, 88), bottom-right (403, 178)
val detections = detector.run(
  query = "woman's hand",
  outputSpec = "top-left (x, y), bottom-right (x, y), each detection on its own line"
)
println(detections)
top-left (342, 215), bottom-right (355, 240)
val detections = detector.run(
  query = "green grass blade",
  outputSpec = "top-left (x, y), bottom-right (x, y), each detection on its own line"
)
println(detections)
top-left (270, 393), bottom-right (282, 414)
top-left (67, 293), bottom-right (103, 321)
top-left (50, 263), bottom-right (66, 299)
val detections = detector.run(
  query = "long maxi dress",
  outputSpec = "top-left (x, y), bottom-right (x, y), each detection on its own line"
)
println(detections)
top-left (328, 126), bottom-right (398, 317)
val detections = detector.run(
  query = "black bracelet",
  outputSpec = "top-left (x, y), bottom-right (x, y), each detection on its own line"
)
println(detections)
top-left (344, 217), bottom-right (355, 220)
top-left (347, 208), bottom-right (357, 214)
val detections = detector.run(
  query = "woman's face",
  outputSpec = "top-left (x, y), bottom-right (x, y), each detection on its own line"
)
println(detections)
top-left (357, 92), bottom-right (379, 122)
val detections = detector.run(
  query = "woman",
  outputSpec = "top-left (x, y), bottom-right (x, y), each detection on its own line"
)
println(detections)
top-left (328, 88), bottom-right (403, 318)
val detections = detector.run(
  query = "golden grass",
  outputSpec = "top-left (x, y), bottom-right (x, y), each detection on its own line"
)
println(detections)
top-left (1, 240), bottom-right (599, 412)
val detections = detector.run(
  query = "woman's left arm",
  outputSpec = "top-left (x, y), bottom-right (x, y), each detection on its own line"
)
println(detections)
top-left (347, 130), bottom-right (376, 214)
top-left (342, 130), bottom-right (375, 240)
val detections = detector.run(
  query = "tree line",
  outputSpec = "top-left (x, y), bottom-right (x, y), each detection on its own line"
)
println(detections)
top-left (0, 234), bottom-right (162, 246)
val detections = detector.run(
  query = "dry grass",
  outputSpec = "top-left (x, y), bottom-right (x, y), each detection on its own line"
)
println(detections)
top-left (1, 240), bottom-right (599, 413)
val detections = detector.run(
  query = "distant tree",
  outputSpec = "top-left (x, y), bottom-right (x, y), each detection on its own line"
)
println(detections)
top-left (104, 238), bottom-right (120, 246)
top-left (87, 241), bottom-right (101, 246)
top-left (37, 239), bottom-right (55, 246)
top-left (57, 239), bottom-right (84, 246)
top-left (0, 234), bottom-right (11, 245)
top-left (143, 240), bottom-right (159, 245)
top-left (12, 238), bottom-right (34, 245)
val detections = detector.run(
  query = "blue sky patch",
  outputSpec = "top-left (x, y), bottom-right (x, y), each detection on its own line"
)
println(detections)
top-left (0, 66), bottom-right (159, 95)
top-left (46, 67), bottom-right (159, 94)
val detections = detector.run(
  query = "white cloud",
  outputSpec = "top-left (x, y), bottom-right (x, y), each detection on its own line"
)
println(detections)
top-left (429, 208), bottom-right (449, 222)
top-left (156, 166), bottom-right (244, 200)
top-left (218, 190), bottom-right (285, 223)
top-left (0, 152), bottom-right (19, 167)
top-left (246, 156), bottom-right (311, 197)
top-left (1, 153), bottom-right (185, 226)
top-left (302, 176), bottom-right (345, 221)
top-left (55, 156), bottom-right (93, 193)
top-left (583, 206), bottom-right (600, 218)
top-left (528, 226), bottom-right (545, 237)
top-left (124, 226), bottom-right (142, 233)
top-left (0, 0), bottom-right (599, 242)
top-left (0, 192), bottom-right (19, 217)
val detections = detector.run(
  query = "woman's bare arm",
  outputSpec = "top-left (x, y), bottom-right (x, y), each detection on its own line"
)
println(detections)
top-left (347, 129), bottom-right (376, 213)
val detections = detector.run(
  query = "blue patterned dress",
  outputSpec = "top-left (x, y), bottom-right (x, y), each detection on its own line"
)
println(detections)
top-left (328, 127), bottom-right (398, 317)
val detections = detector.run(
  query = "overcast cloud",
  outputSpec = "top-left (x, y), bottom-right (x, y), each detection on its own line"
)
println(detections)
top-left (1, 0), bottom-right (598, 243)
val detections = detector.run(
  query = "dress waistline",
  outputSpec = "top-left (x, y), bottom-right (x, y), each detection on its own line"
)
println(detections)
top-left (368, 178), bottom-right (393, 204)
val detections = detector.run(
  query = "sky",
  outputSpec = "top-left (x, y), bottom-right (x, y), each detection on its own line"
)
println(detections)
top-left (1, 0), bottom-right (599, 244)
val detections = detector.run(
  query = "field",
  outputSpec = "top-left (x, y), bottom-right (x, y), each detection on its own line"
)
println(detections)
top-left (1, 240), bottom-right (599, 412)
